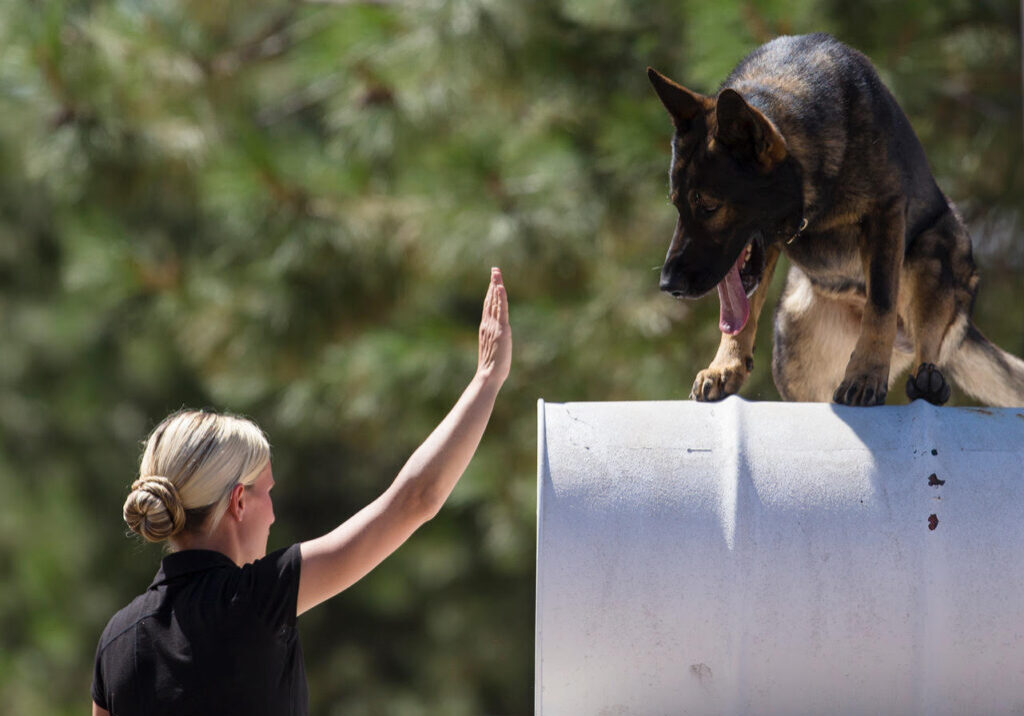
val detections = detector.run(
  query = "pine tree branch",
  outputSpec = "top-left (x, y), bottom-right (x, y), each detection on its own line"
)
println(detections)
top-left (208, 7), bottom-right (300, 77)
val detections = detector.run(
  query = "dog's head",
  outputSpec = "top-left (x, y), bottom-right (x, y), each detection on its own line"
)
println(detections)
top-left (647, 68), bottom-right (803, 334)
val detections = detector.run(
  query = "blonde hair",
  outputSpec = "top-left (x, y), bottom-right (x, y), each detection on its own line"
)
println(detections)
top-left (123, 410), bottom-right (270, 543)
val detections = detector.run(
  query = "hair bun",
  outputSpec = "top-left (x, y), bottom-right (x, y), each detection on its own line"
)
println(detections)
top-left (123, 476), bottom-right (187, 542)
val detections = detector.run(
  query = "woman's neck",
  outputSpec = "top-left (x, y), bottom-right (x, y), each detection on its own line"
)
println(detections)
top-left (169, 525), bottom-right (244, 566)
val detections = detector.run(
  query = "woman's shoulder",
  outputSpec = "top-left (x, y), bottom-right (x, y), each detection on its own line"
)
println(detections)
top-left (226, 544), bottom-right (301, 591)
top-left (96, 589), bottom-right (162, 655)
top-left (232, 544), bottom-right (303, 628)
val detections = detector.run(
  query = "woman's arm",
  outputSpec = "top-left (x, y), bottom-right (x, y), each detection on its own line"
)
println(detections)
top-left (297, 268), bottom-right (511, 615)
top-left (93, 702), bottom-right (110, 716)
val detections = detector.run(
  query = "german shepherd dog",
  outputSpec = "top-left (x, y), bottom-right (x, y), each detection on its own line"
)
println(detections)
top-left (648, 33), bottom-right (1024, 406)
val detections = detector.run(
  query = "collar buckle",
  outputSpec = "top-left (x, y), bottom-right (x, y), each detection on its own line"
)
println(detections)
top-left (787, 217), bottom-right (809, 245)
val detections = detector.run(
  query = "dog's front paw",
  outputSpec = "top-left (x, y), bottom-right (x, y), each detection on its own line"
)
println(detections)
top-left (690, 363), bottom-right (748, 402)
top-left (833, 373), bottom-right (888, 406)
top-left (906, 363), bottom-right (951, 405)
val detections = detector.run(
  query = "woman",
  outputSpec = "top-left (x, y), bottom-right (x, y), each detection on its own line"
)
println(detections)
top-left (92, 268), bottom-right (511, 716)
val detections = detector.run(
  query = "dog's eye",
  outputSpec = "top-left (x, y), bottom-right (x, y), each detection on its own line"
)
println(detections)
top-left (693, 192), bottom-right (721, 215)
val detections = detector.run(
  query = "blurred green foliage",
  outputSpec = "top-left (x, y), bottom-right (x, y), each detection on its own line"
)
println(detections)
top-left (0, 0), bottom-right (1020, 713)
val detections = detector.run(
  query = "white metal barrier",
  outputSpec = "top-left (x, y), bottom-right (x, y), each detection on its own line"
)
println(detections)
top-left (536, 397), bottom-right (1024, 715)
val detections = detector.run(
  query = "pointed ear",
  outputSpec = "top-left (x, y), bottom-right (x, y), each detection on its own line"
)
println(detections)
top-left (647, 67), bottom-right (711, 131)
top-left (715, 88), bottom-right (788, 170)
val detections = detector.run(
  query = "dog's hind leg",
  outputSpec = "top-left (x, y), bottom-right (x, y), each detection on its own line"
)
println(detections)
top-left (900, 210), bottom-right (979, 404)
top-left (771, 266), bottom-right (862, 402)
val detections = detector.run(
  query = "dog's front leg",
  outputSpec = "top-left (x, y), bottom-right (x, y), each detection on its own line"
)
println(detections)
top-left (833, 200), bottom-right (905, 406)
top-left (691, 245), bottom-right (781, 401)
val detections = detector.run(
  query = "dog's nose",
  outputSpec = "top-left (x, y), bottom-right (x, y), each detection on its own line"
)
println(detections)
top-left (660, 270), bottom-right (689, 297)
top-left (661, 267), bottom-right (709, 299)
top-left (659, 282), bottom-right (684, 299)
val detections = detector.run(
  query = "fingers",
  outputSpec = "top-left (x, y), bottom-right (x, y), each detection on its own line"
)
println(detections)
top-left (490, 267), bottom-right (507, 325)
top-left (483, 267), bottom-right (508, 326)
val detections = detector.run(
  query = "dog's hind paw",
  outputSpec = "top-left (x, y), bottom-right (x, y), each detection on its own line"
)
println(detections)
top-left (906, 363), bottom-right (951, 405)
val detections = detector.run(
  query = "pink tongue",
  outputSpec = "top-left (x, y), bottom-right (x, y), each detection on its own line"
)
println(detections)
top-left (717, 251), bottom-right (750, 335)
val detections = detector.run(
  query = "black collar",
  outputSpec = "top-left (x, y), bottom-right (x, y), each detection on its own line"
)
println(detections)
top-left (149, 549), bottom-right (236, 590)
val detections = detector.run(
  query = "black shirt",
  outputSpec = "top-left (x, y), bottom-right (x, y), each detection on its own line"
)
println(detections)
top-left (92, 545), bottom-right (307, 716)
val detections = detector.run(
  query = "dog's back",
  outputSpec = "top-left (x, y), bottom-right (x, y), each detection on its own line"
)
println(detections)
top-left (724, 34), bottom-right (947, 256)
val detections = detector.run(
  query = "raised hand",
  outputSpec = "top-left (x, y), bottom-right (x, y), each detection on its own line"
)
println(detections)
top-left (478, 267), bottom-right (511, 384)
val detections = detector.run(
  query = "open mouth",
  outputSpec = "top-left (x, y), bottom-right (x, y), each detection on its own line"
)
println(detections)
top-left (717, 233), bottom-right (765, 335)
top-left (739, 235), bottom-right (766, 295)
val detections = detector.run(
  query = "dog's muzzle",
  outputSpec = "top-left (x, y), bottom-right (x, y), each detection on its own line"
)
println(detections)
top-left (660, 256), bottom-right (716, 299)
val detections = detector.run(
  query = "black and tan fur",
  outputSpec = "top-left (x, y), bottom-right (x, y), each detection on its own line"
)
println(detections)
top-left (648, 33), bottom-right (1024, 406)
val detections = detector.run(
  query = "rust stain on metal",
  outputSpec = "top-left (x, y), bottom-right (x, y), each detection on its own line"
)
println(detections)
top-left (690, 663), bottom-right (713, 685)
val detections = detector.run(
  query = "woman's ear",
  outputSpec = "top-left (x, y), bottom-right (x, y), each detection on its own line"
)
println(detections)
top-left (226, 483), bottom-right (247, 522)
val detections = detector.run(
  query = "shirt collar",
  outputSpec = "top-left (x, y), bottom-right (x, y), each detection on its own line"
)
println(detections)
top-left (149, 549), bottom-right (237, 590)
